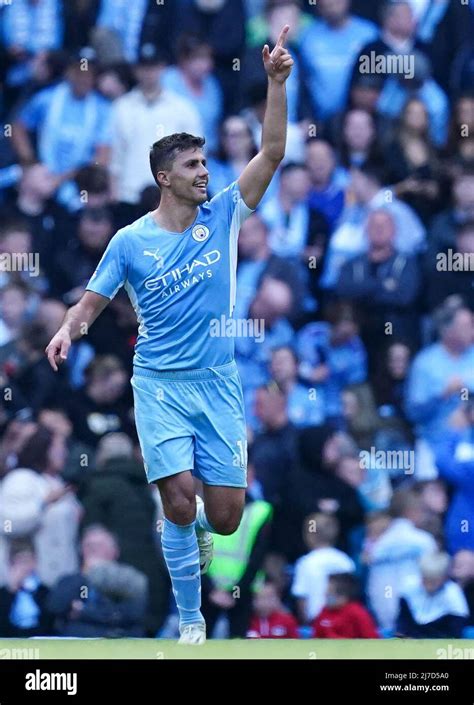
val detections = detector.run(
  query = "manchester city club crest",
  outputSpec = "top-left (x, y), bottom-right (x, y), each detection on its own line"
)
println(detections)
top-left (192, 224), bottom-right (210, 242)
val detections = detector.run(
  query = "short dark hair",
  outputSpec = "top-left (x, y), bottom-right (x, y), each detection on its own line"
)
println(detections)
top-left (149, 133), bottom-right (205, 186)
top-left (328, 573), bottom-right (360, 601)
top-left (176, 33), bottom-right (211, 61)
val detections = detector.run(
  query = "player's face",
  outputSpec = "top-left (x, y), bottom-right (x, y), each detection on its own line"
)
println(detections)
top-left (168, 148), bottom-right (209, 205)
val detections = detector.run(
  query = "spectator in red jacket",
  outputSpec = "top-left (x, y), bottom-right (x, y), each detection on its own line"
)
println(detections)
top-left (312, 573), bottom-right (379, 639)
top-left (247, 582), bottom-right (299, 639)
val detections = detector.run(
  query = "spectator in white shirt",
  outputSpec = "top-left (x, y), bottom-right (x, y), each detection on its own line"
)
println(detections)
top-left (291, 512), bottom-right (355, 623)
top-left (109, 42), bottom-right (202, 209)
top-left (366, 487), bottom-right (437, 632)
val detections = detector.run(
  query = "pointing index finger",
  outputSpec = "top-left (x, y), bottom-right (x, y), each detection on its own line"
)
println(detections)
top-left (276, 24), bottom-right (289, 49)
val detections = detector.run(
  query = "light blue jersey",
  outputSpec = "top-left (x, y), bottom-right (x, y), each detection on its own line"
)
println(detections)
top-left (86, 181), bottom-right (253, 370)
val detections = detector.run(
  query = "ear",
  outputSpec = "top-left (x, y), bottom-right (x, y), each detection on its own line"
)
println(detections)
top-left (156, 171), bottom-right (169, 188)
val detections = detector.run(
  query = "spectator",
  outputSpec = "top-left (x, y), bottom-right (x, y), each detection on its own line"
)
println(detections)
top-left (305, 139), bottom-right (346, 232)
top-left (338, 109), bottom-right (381, 173)
top-left (207, 116), bottom-right (258, 198)
top-left (285, 427), bottom-right (365, 561)
top-left (452, 550), bottom-right (474, 625)
top-left (50, 206), bottom-right (114, 300)
top-left (7, 322), bottom-right (69, 414)
top-left (425, 221), bottom-right (474, 312)
top-left (444, 93), bottom-right (474, 173)
top-left (96, 0), bottom-right (153, 63)
top-left (0, 539), bottom-right (52, 638)
top-left (385, 97), bottom-right (443, 224)
top-left (161, 34), bottom-right (223, 154)
top-left (47, 525), bottom-right (148, 637)
top-left (96, 61), bottom-right (135, 101)
top-left (377, 50), bottom-right (449, 148)
top-left (174, 0), bottom-right (246, 114)
top-left (260, 163), bottom-right (327, 267)
top-left (433, 402), bottom-right (474, 554)
top-left (406, 297), bottom-right (474, 475)
top-left (79, 433), bottom-right (169, 633)
top-left (351, 1), bottom-right (422, 90)
top-left (3, 163), bottom-right (72, 272)
top-left (428, 169), bottom-right (474, 258)
top-left (312, 572), bottom-right (379, 638)
top-left (366, 488), bottom-right (437, 632)
top-left (235, 212), bottom-right (307, 323)
top-left (336, 209), bottom-right (421, 355)
top-left (12, 48), bottom-right (112, 210)
top-left (109, 42), bottom-right (202, 214)
top-left (0, 283), bottom-right (30, 348)
top-left (247, 581), bottom-right (299, 639)
top-left (299, 0), bottom-right (378, 119)
top-left (371, 340), bottom-right (413, 433)
top-left (235, 277), bottom-right (294, 418)
top-left (396, 552), bottom-right (469, 638)
top-left (65, 355), bottom-right (134, 448)
top-left (242, 0), bottom-right (309, 124)
top-left (270, 346), bottom-right (326, 428)
top-left (250, 382), bottom-right (298, 507)
top-left (0, 426), bottom-right (80, 588)
top-left (297, 302), bottom-right (368, 421)
top-left (291, 512), bottom-right (356, 623)
top-left (322, 161), bottom-right (425, 290)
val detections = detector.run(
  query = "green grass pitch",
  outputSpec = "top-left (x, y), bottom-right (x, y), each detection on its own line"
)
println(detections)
top-left (1, 639), bottom-right (474, 659)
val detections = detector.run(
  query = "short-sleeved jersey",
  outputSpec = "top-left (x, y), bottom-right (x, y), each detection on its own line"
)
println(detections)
top-left (86, 182), bottom-right (253, 370)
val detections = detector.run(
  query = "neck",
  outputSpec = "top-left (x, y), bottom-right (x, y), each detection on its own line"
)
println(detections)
top-left (383, 30), bottom-right (411, 48)
top-left (266, 412), bottom-right (288, 432)
top-left (443, 339), bottom-right (465, 356)
top-left (280, 192), bottom-right (297, 211)
top-left (327, 15), bottom-right (348, 29)
top-left (369, 245), bottom-right (393, 262)
top-left (141, 84), bottom-right (161, 101)
top-left (278, 379), bottom-right (294, 395)
top-left (152, 196), bottom-right (199, 233)
top-left (253, 244), bottom-right (270, 261)
top-left (182, 69), bottom-right (203, 91)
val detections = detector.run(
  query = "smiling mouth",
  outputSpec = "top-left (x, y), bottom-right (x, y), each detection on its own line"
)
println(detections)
top-left (194, 183), bottom-right (208, 190)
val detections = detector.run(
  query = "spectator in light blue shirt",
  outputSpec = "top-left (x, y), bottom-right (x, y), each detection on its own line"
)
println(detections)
top-left (299, 0), bottom-right (378, 119)
top-left (161, 34), bottom-right (223, 155)
top-left (96, 0), bottom-right (148, 63)
top-left (12, 50), bottom-right (112, 210)
top-left (235, 278), bottom-right (295, 428)
top-left (3, 0), bottom-right (63, 95)
top-left (406, 299), bottom-right (474, 447)
top-left (270, 346), bottom-right (326, 428)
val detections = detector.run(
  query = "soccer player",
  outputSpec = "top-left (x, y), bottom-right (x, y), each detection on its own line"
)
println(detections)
top-left (46, 26), bottom-right (293, 645)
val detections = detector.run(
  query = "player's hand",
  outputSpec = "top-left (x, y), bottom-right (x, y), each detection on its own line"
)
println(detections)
top-left (45, 329), bottom-right (71, 372)
top-left (262, 24), bottom-right (294, 84)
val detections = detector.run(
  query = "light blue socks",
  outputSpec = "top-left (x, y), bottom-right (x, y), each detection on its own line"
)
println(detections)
top-left (161, 518), bottom-right (204, 627)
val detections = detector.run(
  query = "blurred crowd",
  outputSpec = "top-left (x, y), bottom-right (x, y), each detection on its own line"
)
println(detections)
top-left (0, 0), bottom-right (474, 640)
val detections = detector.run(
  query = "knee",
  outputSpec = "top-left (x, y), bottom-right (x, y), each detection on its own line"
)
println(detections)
top-left (163, 489), bottom-right (196, 526)
top-left (208, 505), bottom-right (243, 536)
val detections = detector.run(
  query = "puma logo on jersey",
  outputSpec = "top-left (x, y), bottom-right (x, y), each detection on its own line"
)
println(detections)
top-left (143, 248), bottom-right (164, 266)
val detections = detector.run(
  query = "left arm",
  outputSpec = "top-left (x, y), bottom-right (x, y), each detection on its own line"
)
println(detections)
top-left (238, 25), bottom-right (294, 210)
